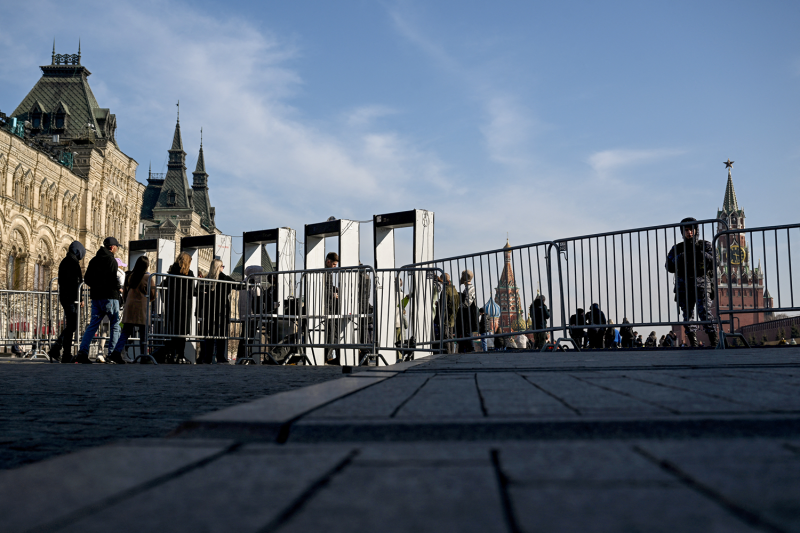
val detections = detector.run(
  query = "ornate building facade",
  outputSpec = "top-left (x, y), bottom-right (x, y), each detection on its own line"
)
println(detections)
top-left (0, 46), bottom-right (144, 290)
top-left (139, 116), bottom-right (220, 274)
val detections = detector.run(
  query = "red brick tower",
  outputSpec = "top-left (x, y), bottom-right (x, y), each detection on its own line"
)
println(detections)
top-left (495, 240), bottom-right (526, 333)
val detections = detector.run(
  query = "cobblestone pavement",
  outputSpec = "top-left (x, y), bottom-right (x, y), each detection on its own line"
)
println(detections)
top-left (0, 363), bottom-right (342, 470)
top-left (4, 347), bottom-right (800, 532)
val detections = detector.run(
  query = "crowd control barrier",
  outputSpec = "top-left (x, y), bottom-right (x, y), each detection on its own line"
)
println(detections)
top-left (404, 241), bottom-right (571, 352)
top-left (714, 223), bottom-right (800, 346)
top-left (551, 219), bottom-right (727, 348)
top-left (0, 288), bottom-right (59, 358)
top-left (373, 267), bottom-right (445, 363)
top-left (240, 266), bottom-right (376, 366)
top-left (146, 272), bottom-right (244, 364)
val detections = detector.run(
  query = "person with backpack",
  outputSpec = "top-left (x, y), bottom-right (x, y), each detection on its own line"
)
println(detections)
top-left (108, 256), bottom-right (155, 363)
top-left (75, 237), bottom-right (122, 364)
top-left (48, 241), bottom-right (85, 363)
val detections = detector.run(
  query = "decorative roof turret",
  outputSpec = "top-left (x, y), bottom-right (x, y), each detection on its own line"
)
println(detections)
top-left (717, 159), bottom-right (745, 225)
top-left (191, 128), bottom-right (215, 231)
top-left (153, 106), bottom-right (193, 211)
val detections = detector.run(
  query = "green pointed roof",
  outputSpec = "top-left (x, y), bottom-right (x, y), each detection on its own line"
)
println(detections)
top-left (11, 50), bottom-right (106, 141)
top-left (722, 170), bottom-right (739, 214)
top-left (154, 118), bottom-right (193, 210)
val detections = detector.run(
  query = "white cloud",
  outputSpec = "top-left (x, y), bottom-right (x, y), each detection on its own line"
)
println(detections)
top-left (588, 148), bottom-right (686, 179)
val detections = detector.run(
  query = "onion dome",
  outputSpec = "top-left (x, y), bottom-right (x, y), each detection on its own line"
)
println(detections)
top-left (484, 298), bottom-right (501, 318)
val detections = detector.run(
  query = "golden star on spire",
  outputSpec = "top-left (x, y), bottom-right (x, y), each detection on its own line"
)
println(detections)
top-left (724, 159), bottom-right (734, 169)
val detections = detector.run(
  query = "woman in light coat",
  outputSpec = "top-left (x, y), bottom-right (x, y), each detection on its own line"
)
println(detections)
top-left (108, 256), bottom-right (154, 364)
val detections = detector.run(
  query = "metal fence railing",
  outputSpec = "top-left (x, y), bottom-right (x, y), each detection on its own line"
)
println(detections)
top-left (240, 266), bottom-right (376, 366)
top-left (146, 272), bottom-right (244, 364)
top-left (374, 267), bottom-right (445, 362)
top-left (403, 242), bottom-right (572, 353)
top-left (552, 219), bottom-right (728, 349)
top-left (7, 218), bottom-right (800, 364)
top-left (0, 289), bottom-right (57, 359)
top-left (714, 223), bottom-right (800, 347)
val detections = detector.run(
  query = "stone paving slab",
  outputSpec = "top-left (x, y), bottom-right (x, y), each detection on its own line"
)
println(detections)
top-left (3, 347), bottom-right (800, 532)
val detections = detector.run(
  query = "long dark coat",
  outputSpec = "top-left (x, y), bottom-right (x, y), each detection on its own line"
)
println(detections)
top-left (197, 273), bottom-right (236, 337)
top-left (163, 269), bottom-right (195, 336)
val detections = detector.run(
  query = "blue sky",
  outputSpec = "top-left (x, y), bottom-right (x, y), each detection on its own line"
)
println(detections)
top-left (1, 0), bottom-right (798, 265)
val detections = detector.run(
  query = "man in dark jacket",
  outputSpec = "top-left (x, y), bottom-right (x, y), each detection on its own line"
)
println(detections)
top-left (529, 295), bottom-right (551, 349)
top-left (48, 241), bottom-right (85, 363)
top-left (569, 308), bottom-right (586, 349)
top-left (663, 330), bottom-right (678, 348)
top-left (587, 303), bottom-right (607, 349)
top-left (75, 237), bottom-right (122, 364)
top-left (666, 217), bottom-right (719, 348)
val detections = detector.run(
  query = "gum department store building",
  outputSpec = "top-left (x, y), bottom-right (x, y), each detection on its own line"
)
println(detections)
top-left (0, 46), bottom-right (219, 290)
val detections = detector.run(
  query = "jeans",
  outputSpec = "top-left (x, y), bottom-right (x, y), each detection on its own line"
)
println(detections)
top-left (112, 323), bottom-right (146, 355)
top-left (56, 302), bottom-right (79, 356)
top-left (79, 299), bottom-right (120, 355)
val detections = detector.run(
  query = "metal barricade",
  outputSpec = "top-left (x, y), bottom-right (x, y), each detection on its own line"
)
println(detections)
top-left (0, 288), bottom-right (56, 359)
top-left (552, 219), bottom-right (727, 349)
top-left (403, 242), bottom-right (567, 353)
top-left (147, 272), bottom-right (244, 364)
top-left (714, 223), bottom-right (800, 347)
top-left (240, 266), bottom-right (376, 366)
top-left (373, 267), bottom-right (445, 362)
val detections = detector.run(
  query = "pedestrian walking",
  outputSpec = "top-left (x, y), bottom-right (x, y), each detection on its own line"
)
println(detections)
top-left (48, 241), bottom-right (85, 363)
top-left (635, 334), bottom-right (644, 348)
top-left (152, 252), bottom-right (195, 364)
top-left (197, 258), bottom-right (235, 364)
top-left (108, 256), bottom-right (155, 363)
top-left (666, 217), bottom-right (719, 347)
top-left (663, 330), bottom-right (678, 347)
top-left (74, 237), bottom-right (122, 364)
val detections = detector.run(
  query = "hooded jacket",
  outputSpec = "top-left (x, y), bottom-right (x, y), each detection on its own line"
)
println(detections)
top-left (530, 298), bottom-right (551, 330)
top-left (666, 220), bottom-right (717, 295)
top-left (57, 241), bottom-right (85, 305)
top-left (84, 246), bottom-right (120, 300)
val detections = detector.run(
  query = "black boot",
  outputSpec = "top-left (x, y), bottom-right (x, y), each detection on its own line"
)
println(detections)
top-left (686, 332), bottom-right (699, 348)
top-left (74, 350), bottom-right (93, 364)
top-left (708, 330), bottom-right (719, 348)
top-left (107, 351), bottom-right (126, 364)
top-left (47, 342), bottom-right (62, 363)
top-left (61, 352), bottom-right (73, 364)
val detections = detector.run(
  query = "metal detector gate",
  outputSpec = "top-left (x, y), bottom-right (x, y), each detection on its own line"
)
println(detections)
top-left (374, 209), bottom-right (434, 364)
top-left (238, 228), bottom-right (296, 364)
top-left (126, 239), bottom-right (176, 361)
top-left (304, 218), bottom-right (361, 365)
top-left (177, 234), bottom-right (233, 362)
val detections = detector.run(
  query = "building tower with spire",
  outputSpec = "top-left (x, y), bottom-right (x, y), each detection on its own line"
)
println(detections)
top-left (494, 239), bottom-right (527, 334)
top-left (673, 160), bottom-right (774, 345)
top-left (139, 107), bottom-right (220, 274)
